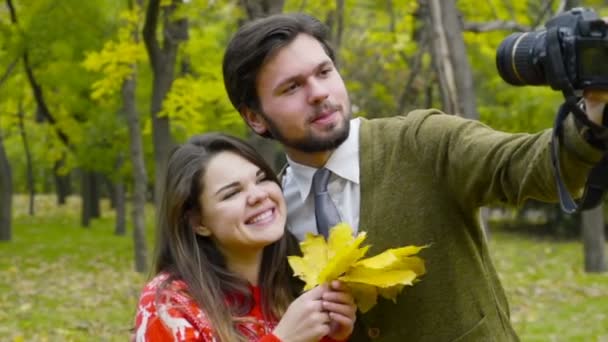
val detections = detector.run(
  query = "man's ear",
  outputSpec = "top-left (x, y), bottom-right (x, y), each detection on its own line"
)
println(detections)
top-left (240, 106), bottom-right (268, 136)
top-left (188, 212), bottom-right (212, 237)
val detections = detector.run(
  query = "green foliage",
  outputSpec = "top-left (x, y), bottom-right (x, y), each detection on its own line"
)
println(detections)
top-left (3, 0), bottom-right (608, 195)
top-left (82, 6), bottom-right (147, 101)
top-left (159, 0), bottom-right (246, 140)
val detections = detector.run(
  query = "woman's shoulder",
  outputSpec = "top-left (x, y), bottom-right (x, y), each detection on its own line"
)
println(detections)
top-left (133, 272), bottom-right (214, 341)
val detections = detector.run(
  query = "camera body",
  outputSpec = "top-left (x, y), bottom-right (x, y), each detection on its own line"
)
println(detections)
top-left (496, 7), bottom-right (608, 93)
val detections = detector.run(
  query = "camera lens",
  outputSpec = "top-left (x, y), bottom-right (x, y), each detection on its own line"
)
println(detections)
top-left (496, 32), bottom-right (547, 86)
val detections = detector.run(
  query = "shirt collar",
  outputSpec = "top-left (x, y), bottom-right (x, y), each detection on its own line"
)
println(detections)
top-left (286, 118), bottom-right (361, 201)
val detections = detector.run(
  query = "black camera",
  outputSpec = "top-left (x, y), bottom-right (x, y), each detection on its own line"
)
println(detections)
top-left (496, 7), bottom-right (608, 93)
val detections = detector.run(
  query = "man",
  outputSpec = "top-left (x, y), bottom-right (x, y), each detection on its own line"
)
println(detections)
top-left (222, 13), bottom-right (607, 341)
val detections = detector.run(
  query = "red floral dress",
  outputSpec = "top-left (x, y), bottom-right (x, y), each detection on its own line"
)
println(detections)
top-left (132, 273), bottom-right (342, 342)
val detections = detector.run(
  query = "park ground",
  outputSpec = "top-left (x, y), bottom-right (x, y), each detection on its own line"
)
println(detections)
top-left (1, 195), bottom-right (607, 341)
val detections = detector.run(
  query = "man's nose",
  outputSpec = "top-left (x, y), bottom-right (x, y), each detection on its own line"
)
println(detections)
top-left (307, 78), bottom-right (329, 104)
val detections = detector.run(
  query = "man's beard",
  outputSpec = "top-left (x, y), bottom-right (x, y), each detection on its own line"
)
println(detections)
top-left (261, 107), bottom-right (350, 153)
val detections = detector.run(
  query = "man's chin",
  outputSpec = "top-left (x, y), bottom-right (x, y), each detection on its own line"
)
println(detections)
top-left (285, 129), bottom-right (350, 153)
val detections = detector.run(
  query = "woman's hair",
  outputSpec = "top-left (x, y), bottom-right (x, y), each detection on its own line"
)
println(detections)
top-left (153, 133), bottom-right (299, 341)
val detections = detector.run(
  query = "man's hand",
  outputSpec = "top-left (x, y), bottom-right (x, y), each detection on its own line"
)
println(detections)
top-left (322, 280), bottom-right (357, 341)
top-left (583, 89), bottom-right (607, 125)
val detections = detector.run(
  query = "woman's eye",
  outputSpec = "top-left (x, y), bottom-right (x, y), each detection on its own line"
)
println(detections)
top-left (222, 190), bottom-right (239, 200)
top-left (256, 174), bottom-right (267, 184)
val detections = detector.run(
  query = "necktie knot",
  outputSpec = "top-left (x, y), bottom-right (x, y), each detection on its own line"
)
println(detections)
top-left (312, 168), bottom-right (332, 194)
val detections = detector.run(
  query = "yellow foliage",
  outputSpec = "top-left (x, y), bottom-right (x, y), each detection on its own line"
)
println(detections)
top-left (288, 223), bottom-right (427, 312)
top-left (82, 8), bottom-right (146, 101)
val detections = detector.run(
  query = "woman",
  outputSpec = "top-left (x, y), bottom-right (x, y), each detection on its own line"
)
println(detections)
top-left (133, 133), bottom-right (356, 341)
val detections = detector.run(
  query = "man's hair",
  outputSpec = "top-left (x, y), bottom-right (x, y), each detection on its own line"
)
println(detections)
top-left (222, 13), bottom-right (336, 115)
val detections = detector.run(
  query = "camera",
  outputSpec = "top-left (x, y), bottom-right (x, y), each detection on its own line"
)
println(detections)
top-left (496, 7), bottom-right (608, 93)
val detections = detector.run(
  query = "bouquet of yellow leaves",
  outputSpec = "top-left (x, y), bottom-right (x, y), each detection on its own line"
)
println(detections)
top-left (288, 223), bottom-right (427, 313)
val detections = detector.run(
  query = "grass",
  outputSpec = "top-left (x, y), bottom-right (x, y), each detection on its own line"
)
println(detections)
top-left (0, 195), bottom-right (153, 342)
top-left (489, 230), bottom-right (608, 341)
top-left (1, 195), bottom-right (607, 341)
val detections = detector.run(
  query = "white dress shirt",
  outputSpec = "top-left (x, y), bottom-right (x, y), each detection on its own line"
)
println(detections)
top-left (282, 118), bottom-right (361, 240)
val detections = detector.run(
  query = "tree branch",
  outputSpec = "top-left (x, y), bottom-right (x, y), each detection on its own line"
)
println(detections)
top-left (0, 57), bottom-right (18, 88)
top-left (6, 0), bottom-right (70, 146)
top-left (143, 0), bottom-right (161, 68)
top-left (463, 20), bottom-right (530, 33)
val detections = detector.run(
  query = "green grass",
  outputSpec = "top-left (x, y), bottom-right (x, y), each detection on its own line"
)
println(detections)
top-left (489, 231), bottom-right (608, 341)
top-left (1, 195), bottom-right (607, 341)
top-left (0, 195), bottom-right (153, 342)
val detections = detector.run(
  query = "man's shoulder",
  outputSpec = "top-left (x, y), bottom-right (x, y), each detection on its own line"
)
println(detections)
top-left (359, 108), bottom-right (448, 138)
top-left (360, 108), bottom-right (446, 127)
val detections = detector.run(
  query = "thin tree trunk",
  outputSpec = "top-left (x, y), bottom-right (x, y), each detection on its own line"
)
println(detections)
top-left (114, 177), bottom-right (127, 236)
top-left (109, 155), bottom-right (127, 235)
top-left (582, 205), bottom-right (607, 273)
top-left (239, 0), bottom-right (285, 19)
top-left (324, 0), bottom-right (344, 65)
top-left (426, 0), bottom-right (490, 237)
top-left (427, 0), bottom-right (478, 119)
top-left (17, 100), bottom-right (35, 215)
top-left (54, 158), bottom-right (71, 205)
top-left (129, 0), bottom-right (149, 273)
top-left (80, 170), bottom-right (100, 227)
top-left (81, 170), bottom-right (92, 228)
top-left (91, 172), bottom-right (101, 219)
top-left (395, 1), bottom-right (431, 114)
top-left (7, 0), bottom-right (70, 146)
top-left (0, 131), bottom-right (12, 241)
top-left (106, 176), bottom-right (117, 209)
top-left (8, 0), bottom-right (74, 211)
top-left (143, 0), bottom-right (187, 211)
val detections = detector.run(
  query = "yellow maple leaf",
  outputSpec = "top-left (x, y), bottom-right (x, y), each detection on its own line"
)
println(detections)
top-left (288, 223), bottom-right (427, 312)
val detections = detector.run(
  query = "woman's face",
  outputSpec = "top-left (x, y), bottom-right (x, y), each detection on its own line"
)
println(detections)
top-left (197, 151), bottom-right (286, 258)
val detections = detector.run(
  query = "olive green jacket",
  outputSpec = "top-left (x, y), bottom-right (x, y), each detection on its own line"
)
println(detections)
top-left (338, 110), bottom-right (602, 341)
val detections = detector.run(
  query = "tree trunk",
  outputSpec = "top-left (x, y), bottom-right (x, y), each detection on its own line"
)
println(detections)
top-left (325, 0), bottom-right (344, 65)
top-left (108, 155), bottom-right (127, 235)
top-left (395, 1), bottom-right (431, 114)
top-left (582, 204), bottom-right (607, 273)
top-left (91, 172), bottom-right (101, 219)
top-left (7, 0), bottom-right (70, 147)
top-left (114, 178), bottom-right (127, 236)
top-left (105, 175), bottom-right (117, 209)
top-left (129, 0), bottom-right (149, 273)
top-left (426, 0), bottom-right (490, 236)
top-left (81, 170), bottom-right (92, 228)
top-left (427, 0), bottom-right (478, 119)
top-left (81, 170), bottom-right (101, 227)
top-left (54, 158), bottom-right (71, 205)
top-left (0, 131), bottom-right (12, 241)
top-left (143, 0), bottom-right (188, 211)
top-left (239, 0), bottom-right (285, 19)
top-left (239, 0), bottom-right (285, 172)
top-left (17, 101), bottom-right (35, 215)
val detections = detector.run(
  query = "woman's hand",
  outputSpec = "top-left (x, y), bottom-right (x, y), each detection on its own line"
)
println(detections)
top-left (322, 280), bottom-right (357, 341)
top-left (272, 285), bottom-right (331, 342)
